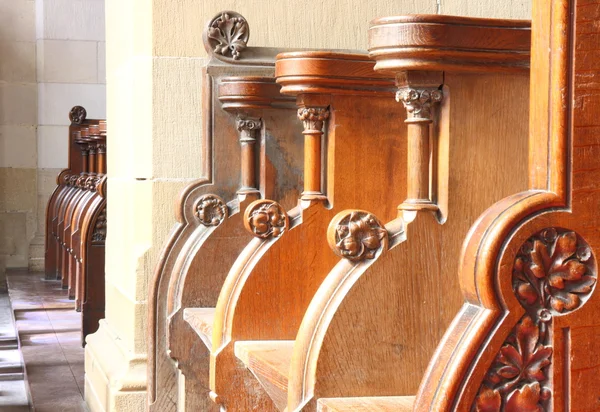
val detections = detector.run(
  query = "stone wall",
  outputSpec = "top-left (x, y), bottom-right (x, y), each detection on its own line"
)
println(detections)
top-left (85, 0), bottom-right (531, 411)
top-left (0, 0), bottom-right (107, 271)
top-left (0, 0), bottom-right (37, 270)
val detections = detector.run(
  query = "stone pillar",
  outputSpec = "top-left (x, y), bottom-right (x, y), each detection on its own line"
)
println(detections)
top-left (85, 0), bottom-right (531, 411)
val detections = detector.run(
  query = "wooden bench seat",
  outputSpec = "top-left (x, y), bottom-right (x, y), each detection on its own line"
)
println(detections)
top-left (317, 397), bottom-right (414, 412)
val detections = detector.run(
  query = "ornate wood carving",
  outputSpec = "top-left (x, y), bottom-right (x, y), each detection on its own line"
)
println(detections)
top-left (92, 207), bottom-right (107, 243)
top-left (328, 210), bottom-right (389, 261)
top-left (69, 106), bottom-right (87, 124)
top-left (236, 117), bottom-right (261, 195)
top-left (194, 195), bottom-right (229, 227)
top-left (513, 229), bottom-right (596, 314)
top-left (396, 74), bottom-right (444, 214)
top-left (474, 229), bottom-right (596, 411)
top-left (298, 108), bottom-right (330, 131)
top-left (206, 12), bottom-right (249, 60)
top-left (244, 199), bottom-right (289, 239)
top-left (474, 315), bottom-right (552, 412)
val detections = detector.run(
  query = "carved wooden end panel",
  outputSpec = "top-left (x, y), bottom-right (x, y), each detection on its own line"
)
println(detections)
top-left (148, 11), bottom-right (304, 412)
top-left (413, 0), bottom-right (600, 410)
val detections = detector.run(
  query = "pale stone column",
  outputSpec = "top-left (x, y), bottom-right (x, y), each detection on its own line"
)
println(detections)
top-left (86, 0), bottom-right (531, 411)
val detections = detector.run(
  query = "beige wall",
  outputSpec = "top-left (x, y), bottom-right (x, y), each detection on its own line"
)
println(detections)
top-left (0, 0), bottom-right (37, 270)
top-left (86, 0), bottom-right (532, 411)
top-left (0, 0), bottom-right (106, 271)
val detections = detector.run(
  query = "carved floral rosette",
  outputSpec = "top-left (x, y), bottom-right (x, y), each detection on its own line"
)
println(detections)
top-left (205, 11), bottom-right (249, 60)
top-left (474, 228), bottom-right (596, 412)
top-left (244, 200), bottom-right (288, 239)
top-left (328, 210), bottom-right (388, 261)
top-left (92, 207), bottom-right (107, 243)
top-left (69, 106), bottom-right (87, 124)
top-left (194, 195), bottom-right (228, 227)
top-left (396, 88), bottom-right (443, 120)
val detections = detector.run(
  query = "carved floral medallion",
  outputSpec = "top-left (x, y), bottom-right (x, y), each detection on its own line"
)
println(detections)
top-left (207, 12), bottom-right (249, 60)
top-left (330, 211), bottom-right (388, 261)
top-left (474, 228), bottom-right (596, 412)
top-left (194, 195), bottom-right (228, 227)
top-left (246, 200), bottom-right (288, 239)
top-left (69, 106), bottom-right (87, 124)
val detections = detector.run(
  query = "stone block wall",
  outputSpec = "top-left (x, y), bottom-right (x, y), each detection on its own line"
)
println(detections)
top-left (0, 0), bottom-right (107, 271)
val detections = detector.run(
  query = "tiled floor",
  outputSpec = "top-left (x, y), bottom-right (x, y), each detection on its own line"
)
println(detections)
top-left (7, 271), bottom-right (88, 412)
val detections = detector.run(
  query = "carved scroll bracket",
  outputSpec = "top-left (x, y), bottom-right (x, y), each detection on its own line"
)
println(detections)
top-left (395, 72), bottom-right (443, 216)
top-left (194, 195), bottom-right (229, 227)
top-left (236, 117), bottom-right (262, 197)
top-left (327, 210), bottom-right (389, 261)
top-left (474, 228), bottom-right (597, 412)
top-left (204, 11), bottom-right (249, 60)
top-left (298, 107), bottom-right (329, 202)
top-left (244, 199), bottom-right (289, 239)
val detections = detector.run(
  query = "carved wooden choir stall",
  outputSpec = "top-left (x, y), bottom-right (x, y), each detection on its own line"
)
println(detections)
top-left (44, 106), bottom-right (107, 345)
top-left (141, 0), bottom-right (598, 410)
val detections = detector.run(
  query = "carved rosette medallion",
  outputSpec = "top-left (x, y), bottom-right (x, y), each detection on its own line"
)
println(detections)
top-left (329, 211), bottom-right (388, 261)
top-left (245, 200), bottom-right (288, 239)
top-left (63, 174), bottom-right (72, 185)
top-left (297, 108), bottom-right (330, 132)
top-left (85, 176), bottom-right (101, 191)
top-left (474, 228), bottom-right (596, 412)
top-left (92, 208), bottom-right (107, 243)
top-left (69, 106), bottom-right (87, 124)
top-left (69, 175), bottom-right (78, 186)
top-left (206, 12), bottom-right (249, 60)
top-left (194, 195), bottom-right (228, 227)
top-left (396, 88), bottom-right (443, 120)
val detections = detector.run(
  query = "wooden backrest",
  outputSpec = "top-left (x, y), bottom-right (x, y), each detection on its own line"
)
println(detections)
top-left (279, 16), bottom-right (532, 411)
top-left (414, 0), bottom-right (600, 410)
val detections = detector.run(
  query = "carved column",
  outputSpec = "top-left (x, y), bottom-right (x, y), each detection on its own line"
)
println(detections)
top-left (236, 117), bottom-right (261, 196)
top-left (298, 107), bottom-right (329, 202)
top-left (97, 120), bottom-right (107, 175)
top-left (396, 72), bottom-right (443, 213)
top-left (75, 131), bottom-right (90, 173)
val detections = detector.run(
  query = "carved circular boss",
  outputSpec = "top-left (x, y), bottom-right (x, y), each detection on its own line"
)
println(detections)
top-left (194, 195), bottom-right (229, 227)
top-left (328, 210), bottom-right (388, 261)
top-left (244, 200), bottom-right (289, 239)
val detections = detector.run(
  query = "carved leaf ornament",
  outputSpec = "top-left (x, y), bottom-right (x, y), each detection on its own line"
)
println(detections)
top-left (207, 12), bottom-right (249, 60)
top-left (474, 228), bottom-right (596, 412)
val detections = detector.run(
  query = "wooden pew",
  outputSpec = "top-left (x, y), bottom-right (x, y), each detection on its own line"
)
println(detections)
top-left (207, 51), bottom-right (404, 411)
top-left (72, 120), bottom-right (107, 344)
top-left (44, 106), bottom-right (98, 280)
top-left (148, 11), bottom-right (304, 412)
top-left (259, 16), bottom-right (530, 412)
top-left (294, 0), bottom-right (598, 410)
